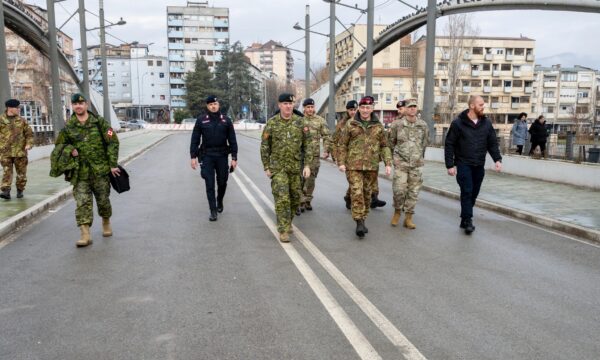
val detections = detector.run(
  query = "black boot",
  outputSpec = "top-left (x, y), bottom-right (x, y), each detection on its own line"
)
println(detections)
top-left (16, 190), bottom-right (23, 198)
top-left (295, 207), bottom-right (301, 216)
top-left (344, 196), bottom-right (351, 209)
top-left (209, 209), bottom-right (218, 221)
top-left (463, 218), bottom-right (475, 235)
top-left (217, 199), bottom-right (224, 213)
top-left (0, 190), bottom-right (10, 200)
top-left (370, 193), bottom-right (386, 209)
top-left (305, 202), bottom-right (312, 211)
top-left (355, 220), bottom-right (366, 238)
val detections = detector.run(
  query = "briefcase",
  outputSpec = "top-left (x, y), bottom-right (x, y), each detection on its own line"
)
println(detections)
top-left (109, 165), bottom-right (130, 193)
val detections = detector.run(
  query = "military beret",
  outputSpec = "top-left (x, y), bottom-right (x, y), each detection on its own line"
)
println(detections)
top-left (405, 98), bottom-right (418, 107)
top-left (278, 93), bottom-right (295, 103)
top-left (346, 100), bottom-right (358, 109)
top-left (71, 93), bottom-right (87, 103)
top-left (206, 95), bottom-right (218, 104)
top-left (302, 98), bottom-right (314, 107)
top-left (5, 99), bottom-right (20, 108)
top-left (359, 96), bottom-right (375, 106)
top-left (396, 100), bottom-right (406, 108)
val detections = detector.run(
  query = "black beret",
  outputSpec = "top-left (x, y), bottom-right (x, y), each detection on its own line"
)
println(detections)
top-left (206, 95), bottom-right (218, 104)
top-left (278, 93), bottom-right (295, 103)
top-left (359, 96), bottom-right (375, 106)
top-left (302, 98), bottom-right (315, 107)
top-left (346, 100), bottom-right (358, 109)
top-left (71, 93), bottom-right (87, 103)
top-left (396, 100), bottom-right (406, 108)
top-left (5, 99), bottom-right (20, 108)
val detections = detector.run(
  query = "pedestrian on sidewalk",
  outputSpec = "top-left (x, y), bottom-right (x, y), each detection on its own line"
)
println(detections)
top-left (0, 99), bottom-right (33, 200)
top-left (528, 115), bottom-right (549, 158)
top-left (444, 95), bottom-right (502, 235)
top-left (388, 99), bottom-right (429, 229)
top-left (337, 96), bottom-right (392, 238)
top-left (190, 95), bottom-right (238, 222)
top-left (511, 112), bottom-right (528, 155)
top-left (260, 93), bottom-right (312, 243)
top-left (333, 100), bottom-right (358, 210)
top-left (300, 98), bottom-right (332, 212)
top-left (53, 93), bottom-right (120, 247)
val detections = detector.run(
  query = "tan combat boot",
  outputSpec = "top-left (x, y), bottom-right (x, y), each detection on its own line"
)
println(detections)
top-left (403, 213), bottom-right (416, 229)
top-left (102, 218), bottom-right (113, 237)
top-left (279, 232), bottom-right (290, 243)
top-left (76, 225), bottom-right (92, 247)
top-left (391, 209), bottom-right (401, 227)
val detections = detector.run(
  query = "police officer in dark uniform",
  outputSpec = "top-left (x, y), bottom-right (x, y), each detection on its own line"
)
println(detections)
top-left (190, 95), bottom-right (238, 221)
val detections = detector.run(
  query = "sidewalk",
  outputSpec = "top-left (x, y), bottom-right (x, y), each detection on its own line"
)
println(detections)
top-left (239, 130), bottom-right (600, 242)
top-left (0, 131), bottom-right (171, 238)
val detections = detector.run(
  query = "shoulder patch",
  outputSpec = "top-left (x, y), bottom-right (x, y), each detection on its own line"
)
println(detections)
top-left (303, 126), bottom-right (309, 133)
top-left (262, 132), bottom-right (269, 141)
top-left (107, 128), bottom-right (114, 137)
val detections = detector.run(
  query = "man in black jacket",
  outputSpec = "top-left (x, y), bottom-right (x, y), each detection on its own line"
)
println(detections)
top-left (190, 95), bottom-right (238, 221)
top-left (444, 95), bottom-right (502, 234)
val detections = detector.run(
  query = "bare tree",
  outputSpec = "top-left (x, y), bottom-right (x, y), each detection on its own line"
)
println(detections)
top-left (311, 63), bottom-right (329, 92)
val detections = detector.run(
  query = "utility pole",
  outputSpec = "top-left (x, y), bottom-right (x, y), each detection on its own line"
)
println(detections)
top-left (78, 0), bottom-right (90, 99)
top-left (0, 2), bottom-right (11, 112)
top-left (365, 0), bottom-right (374, 96)
top-left (46, 0), bottom-right (64, 137)
top-left (99, 0), bottom-right (111, 122)
top-left (423, 0), bottom-right (437, 142)
top-left (305, 5), bottom-right (310, 100)
top-left (328, 1), bottom-right (335, 130)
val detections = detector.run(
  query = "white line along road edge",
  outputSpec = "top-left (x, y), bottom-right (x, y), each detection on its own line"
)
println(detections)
top-left (231, 171), bottom-right (382, 360)
top-left (235, 166), bottom-right (427, 360)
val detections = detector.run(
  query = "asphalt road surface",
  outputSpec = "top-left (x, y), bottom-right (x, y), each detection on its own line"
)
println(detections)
top-left (1, 133), bottom-right (599, 360)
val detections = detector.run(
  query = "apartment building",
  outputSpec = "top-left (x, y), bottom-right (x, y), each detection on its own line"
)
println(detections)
top-left (167, 1), bottom-right (229, 110)
top-left (244, 41), bottom-right (294, 84)
top-left (329, 24), bottom-right (420, 122)
top-left (415, 36), bottom-right (536, 131)
top-left (532, 65), bottom-right (599, 131)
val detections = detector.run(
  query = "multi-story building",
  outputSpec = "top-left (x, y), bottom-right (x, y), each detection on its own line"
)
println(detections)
top-left (415, 36), bottom-right (536, 131)
top-left (329, 25), bottom-right (421, 123)
top-left (532, 65), bottom-right (600, 131)
top-left (167, 1), bottom-right (229, 110)
top-left (244, 41), bottom-right (293, 85)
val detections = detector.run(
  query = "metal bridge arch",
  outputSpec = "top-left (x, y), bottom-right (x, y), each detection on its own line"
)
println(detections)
top-left (313, 0), bottom-right (600, 115)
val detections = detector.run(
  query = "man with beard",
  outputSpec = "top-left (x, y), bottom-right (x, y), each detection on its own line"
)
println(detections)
top-left (444, 95), bottom-right (502, 235)
top-left (190, 95), bottom-right (238, 222)
top-left (333, 100), bottom-right (358, 209)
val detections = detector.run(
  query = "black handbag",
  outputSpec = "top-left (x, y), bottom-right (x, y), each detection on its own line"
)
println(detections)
top-left (96, 122), bottom-right (130, 193)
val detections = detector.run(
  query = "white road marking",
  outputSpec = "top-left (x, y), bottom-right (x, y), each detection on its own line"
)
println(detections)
top-left (235, 167), bottom-right (427, 360)
top-left (231, 172), bottom-right (382, 360)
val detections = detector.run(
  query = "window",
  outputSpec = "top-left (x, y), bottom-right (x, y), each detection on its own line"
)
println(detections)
top-left (394, 80), bottom-right (403, 88)
top-left (495, 48), bottom-right (504, 55)
top-left (561, 72), bottom-right (577, 82)
top-left (147, 60), bottom-right (154, 66)
top-left (373, 79), bottom-right (382, 87)
top-left (458, 95), bottom-right (469, 103)
top-left (504, 80), bottom-right (512, 87)
top-left (159, 73), bottom-right (165, 78)
top-left (513, 80), bottom-right (523, 87)
top-left (543, 91), bottom-right (555, 98)
top-left (492, 80), bottom-right (502, 87)
top-left (207, 50), bottom-right (214, 56)
top-left (577, 91), bottom-right (589, 98)
top-left (482, 64), bottom-right (490, 71)
top-left (122, 83), bottom-right (128, 87)
top-left (157, 61), bottom-right (163, 66)
top-left (559, 88), bottom-right (576, 98)
top-left (501, 64), bottom-right (511, 71)
top-left (514, 48), bottom-right (524, 56)
top-left (437, 62), bottom-right (448, 70)
top-left (386, 93), bottom-right (392, 104)
top-left (160, 95), bottom-right (166, 100)
top-left (472, 47), bottom-right (483, 55)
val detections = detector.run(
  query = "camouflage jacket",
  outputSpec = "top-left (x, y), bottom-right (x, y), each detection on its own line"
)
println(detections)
top-left (332, 113), bottom-right (351, 154)
top-left (54, 111), bottom-right (119, 179)
top-left (388, 117), bottom-right (429, 168)
top-left (260, 113), bottom-right (313, 173)
top-left (304, 114), bottom-right (332, 155)
top-left (338, 113), bottom-right (392, 171)
top-left (0, 113), bottom-right (34, 157)
top-left (49, 143), bottom-right (79, 185)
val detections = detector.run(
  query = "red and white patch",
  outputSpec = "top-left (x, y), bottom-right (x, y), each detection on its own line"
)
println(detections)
top-left (107, 128), bottom-right (114, 137)
top-left (303, 127), bottom-right (309, 132)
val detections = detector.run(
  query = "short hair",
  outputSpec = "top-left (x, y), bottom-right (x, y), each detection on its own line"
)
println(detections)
top-left (537, 115), bottom-right (544, 120)
top-left (467, 95), bottom-right (483, 106)
top-left (518, 112), bottom-right (527, 119)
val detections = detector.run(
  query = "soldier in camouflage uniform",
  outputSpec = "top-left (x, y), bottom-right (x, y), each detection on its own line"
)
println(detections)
top-left (261, 93), bottom-right (313, 243)
top-left (300, 98), bottom-right (332, 211)
top-left (338, 96), bottom-right (391, 238)
top-left (54, 93), bottom-right (120, 247)
top-left (388, 99), bottom-right (429, 229)
top-left (0, 99), bottom-right (33, 200)
top-left (333, 100), bottom-right (357, 209)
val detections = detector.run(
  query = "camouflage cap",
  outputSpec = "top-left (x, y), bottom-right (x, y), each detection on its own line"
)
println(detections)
top-left (405, 99), bottom-right (418, 107)
top-left (278, 93), bottom-right (295, 103)
top-left (5, 99), bottom-right (20, 108)
top-left (71, 93), bottom-right (87, 103)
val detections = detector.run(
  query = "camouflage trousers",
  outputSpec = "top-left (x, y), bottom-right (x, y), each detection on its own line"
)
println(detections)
top-left (346, 170), bottom-right (378, 220)
top-left (302, 159), bottom-right (321, 203)
top-left (1, 156), bottom-right (28, 191)
top-left (392, 166), bottom-right (423, 213)
top-left (73, 174), bottom-right (112, 226)
top-left (271, 170), bottom-right (301, 234)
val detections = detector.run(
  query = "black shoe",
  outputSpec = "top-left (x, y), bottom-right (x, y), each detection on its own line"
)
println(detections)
top-left (209, 209), bottom-right (218, 221)
top-left (0, 190), bottom-right (10, 200)
top-left (355, 220), bottom-right (366, 238)
top-left (370, 195), bottom-right (386, 209)
top-left (217, 200), bottom-right (224, 213)
top-left (363, 222), bottom-right (369, 234)
top-left (344, 196), bottom-right (351, 209)
top-left (16, 190), bottom-right (23, 198)
top-left (459, 218), bottom-right (467, 229)
top-left (305, 202), bottom-right (312, 211)
top-left (295, 207), bottom-right (301, 216)
top-left (300, 203), bottom-right (305, 213)
top-left (463, 218), bottom-right (475, 235)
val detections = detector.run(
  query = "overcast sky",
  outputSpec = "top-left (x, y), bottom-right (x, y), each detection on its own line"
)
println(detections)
top-left (28, 0), bottom-right (600, 78)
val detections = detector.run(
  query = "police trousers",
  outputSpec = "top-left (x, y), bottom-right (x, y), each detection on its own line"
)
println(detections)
top-left (200, 153), bottom-right (229, 210)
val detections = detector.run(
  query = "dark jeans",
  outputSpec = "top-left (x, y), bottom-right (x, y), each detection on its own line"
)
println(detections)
top-left (200, 154), bottom-right (229, 210)
top-left (456, 164), bottom-right (485, 220)
top-left (529, 141), bottom-right (546, 156)
top-left (516, 145), bottom-right (523, 155)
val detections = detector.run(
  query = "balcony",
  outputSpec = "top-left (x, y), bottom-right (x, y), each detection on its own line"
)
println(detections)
top-left (579, 82), bottom-right (592, 88)
top-left (542, 97), bottom-right (556, 104)
top-left (440, 85), bottom-right (448, 93)
top-left (169, 66), bottom-right (184, 73)
top-left (167, 30), bottom-right (183, 38)
top-left (511, 103), bottom-right (521, 109)
top-left (441, 53), bottom-right (450, 60)
top-left (168, 54), bottom-right (185, 61)
top-left (513, 70), bottom-right (521, 77)
top-left (463, 53), bottom-right (471, 60)
top-left (168, 42), bottom-right (184, 50)
top-left (169, 78), bottom-right (184, 85)
top-left (506, 54), bottom-right (514, 61)
top-left (214, 32), bottom-right (229, 39)
top-left (213, 19), bottom-right (229, 27)
top-left (560, 97), bottom-right (576, 104)
top-left (215, 43), bottom-right (228, 51)
top-left (561, 81), bottom-right (577, 88)
top-left (525, 86), bottom-right (533, 94)
top-left (462, 86), bottom-right (471, 93)
top-left (483, 86), bottom-right (491, 93)
top-left (491, 102), bottom-right (500, 109)
top-left (471, 70), bottom-right (480, 77)
top-left (170, 88), bottom-right (186, 96)
top-left (577, 98), bottom-right (590, 104)
top-left (544, 81), bottom-right (557, 88)
top-left (526, 54), bottom-right (534, 62)
top-left (485, 53), bottom-right (493, 61)
top-left (167, 18), bottom-right (183, 26)
top-left (492, 70), bottom-right (500, 77)
top-left (171, 99), bottom-right (186, 107)
top-left (504, 86), bottom-right (512, 93)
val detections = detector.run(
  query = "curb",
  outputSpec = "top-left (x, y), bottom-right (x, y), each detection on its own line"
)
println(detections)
top-left (0, 134), bottom-right (171, 241)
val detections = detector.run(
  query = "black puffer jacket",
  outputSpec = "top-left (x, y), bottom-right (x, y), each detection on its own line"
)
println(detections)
top-left (528, 120), bottom-right (548, 143)
top-left (444, 109), bottom-right (502, 168)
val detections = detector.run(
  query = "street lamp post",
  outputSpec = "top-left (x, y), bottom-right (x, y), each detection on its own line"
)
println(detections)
top-left (46, 0), bottom-right (63, 138)
top-left (328, 0), bottom-right (335, 130)
top-left (0, 2), bottom-right (11, 111)
top-left (78, 0), bottom-right (90, 99)
top-left (366, 0), bottom-right (374, 95)
top-left (98, 0), bottom-right (110, 123)
top-left (305, 5), bottom-right (310, 99)
top-left (422, 0), bottom-right (437, 142)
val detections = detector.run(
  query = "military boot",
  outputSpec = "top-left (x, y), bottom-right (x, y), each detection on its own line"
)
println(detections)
top-left (370, 193), bottom-right (386, 208)
top-left (76, 225), bottom-right (92, 247)
top-left (355, 220), bottom-right (366, 238)
top-left (403, 213), bottom-right (416, 229)
top-left (305, 202), bottom-right (312, 211)
top-left (102, 218), bottom-right (113, 237)
top-left (295, 207), bottom-right (301, 216)
top-left (279, 232), bottom-right (290, 243)
top-left (0, 190), bottom-right (10, 200)
top-left (344, 196), bottom-right (351, 210)
top-left (209, 209), bottom-right (218, 221)
top-left (391, 209), bottom-right (401, 226)
top-left (300, 202), bottom-right (306, 213)
top-left (16, 190), bottom-right (24, 198)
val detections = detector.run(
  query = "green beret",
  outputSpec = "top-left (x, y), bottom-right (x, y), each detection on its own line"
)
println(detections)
top-left (71, 93), bottom-right (87, 103)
